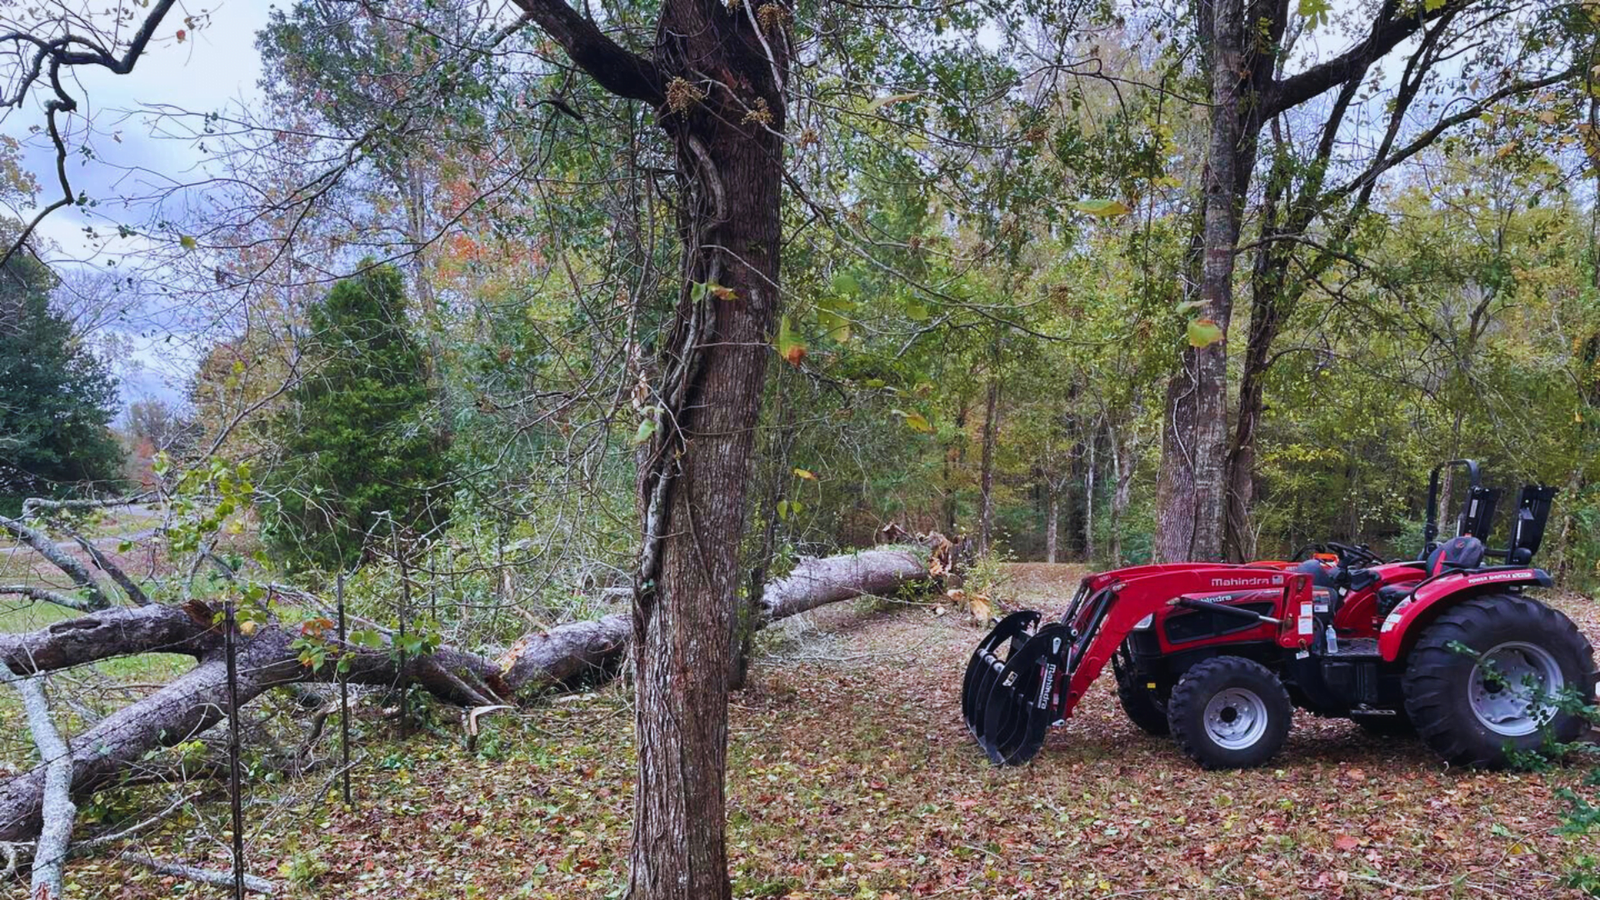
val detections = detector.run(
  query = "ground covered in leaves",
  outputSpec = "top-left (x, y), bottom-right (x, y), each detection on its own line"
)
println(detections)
top-left (18, 564), bottom-right (1600, 899)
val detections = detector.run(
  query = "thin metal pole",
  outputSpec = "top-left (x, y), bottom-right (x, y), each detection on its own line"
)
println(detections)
top-left (336, 570), bottom-right (352, 806)
top-left (223, 599), bottom-right (246, 900)
top-left (395, 531), bottom-right (410, 733)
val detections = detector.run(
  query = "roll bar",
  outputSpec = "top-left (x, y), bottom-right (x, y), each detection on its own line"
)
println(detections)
top-left (1421, 459), bottom-right (1481, 553)
top-left (1419, 459), bottom-right (1555, 564)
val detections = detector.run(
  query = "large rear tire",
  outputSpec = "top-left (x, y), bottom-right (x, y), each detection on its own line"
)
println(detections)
top-left (1113, 647), bottom-right (1169, 735)
top-left (1167, 656), bottom-right (1292, 770)
top-left (1403, 594), bottom-right (1596, 768)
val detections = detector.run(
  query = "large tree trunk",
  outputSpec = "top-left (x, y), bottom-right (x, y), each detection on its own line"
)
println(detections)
top-left (759, 548), bottom-right (928, 620)
top-left (1223, 184), bottom-right (1291, 562)
top-left (620, 6), bottom-right (788, 896)
top-left (1154, 0), bottom-right (1275, 563)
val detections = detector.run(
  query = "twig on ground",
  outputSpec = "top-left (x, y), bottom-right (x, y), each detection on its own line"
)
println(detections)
top-left (119, 851), bottom-right (278, 894)
top-left (76, 791), bottom-right (202, 849)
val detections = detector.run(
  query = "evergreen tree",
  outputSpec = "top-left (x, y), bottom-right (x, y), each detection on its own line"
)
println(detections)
top-left (0, 252), bottom-right (123, 505)
top-left (260, 264), bottom-right (449, 567)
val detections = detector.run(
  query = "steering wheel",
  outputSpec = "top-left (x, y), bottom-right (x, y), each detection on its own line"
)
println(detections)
top-left (1323, 541), bottom-right (1383, 568)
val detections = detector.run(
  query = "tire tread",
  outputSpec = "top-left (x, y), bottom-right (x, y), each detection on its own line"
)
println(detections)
top-left (1167, 656), bottom-right (1292, 770)
top-left (1403, 594), bottom-right (1596, 768)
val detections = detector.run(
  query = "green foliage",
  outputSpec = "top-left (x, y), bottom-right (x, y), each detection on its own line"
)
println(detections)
top-left (0, 250), bottom-right (124, 506)
top-left (259, 265), bottom-right (450, 568)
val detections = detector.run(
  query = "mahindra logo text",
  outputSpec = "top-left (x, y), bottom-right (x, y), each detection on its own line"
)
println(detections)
top-left (1209, 577), bottom-right (1277, 588)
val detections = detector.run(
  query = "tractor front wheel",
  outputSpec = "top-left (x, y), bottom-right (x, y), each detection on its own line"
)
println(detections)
top-left (1403, 595), bottom-right (1595, 768)
top-left (1167, 656), bottom-right (1292, 770)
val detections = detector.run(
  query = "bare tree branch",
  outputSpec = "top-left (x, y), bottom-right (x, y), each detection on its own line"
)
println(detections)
top-left (69, 533), bottom-right (151, 606)
top-left (0, 669), bottom-right (75, 900)
top-left (0, 0), bottom-right (182, 266)
top-left (1263, 0), bottom-right (1465, 120)
top-left (0, 583), bottom-right (94, 612)
top-left (508, 0), bottom-right (663, 103)
top-left (0, 514), bottom-right (108, 608)
top-left (119, 852), bottom-right (277, 895)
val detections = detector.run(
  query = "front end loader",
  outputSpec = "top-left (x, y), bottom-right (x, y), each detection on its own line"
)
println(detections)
top-left (962, 460), bottom-right (1597, 769)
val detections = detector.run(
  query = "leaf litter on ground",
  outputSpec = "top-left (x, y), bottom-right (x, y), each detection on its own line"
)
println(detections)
top-left (24, 563), bottom-right (1600, 899)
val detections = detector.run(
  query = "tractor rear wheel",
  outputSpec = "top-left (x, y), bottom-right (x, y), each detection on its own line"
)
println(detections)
top-left (1403, 594), bottom-right (1596, 768)
top-left (1113, 650), bottom-right (1169, 736)
top-left (1167, 656), bottom-right (1292, 770)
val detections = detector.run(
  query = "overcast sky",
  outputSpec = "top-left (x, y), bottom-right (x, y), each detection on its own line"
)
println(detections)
top-left (1, 3), bottom-right (274, 415)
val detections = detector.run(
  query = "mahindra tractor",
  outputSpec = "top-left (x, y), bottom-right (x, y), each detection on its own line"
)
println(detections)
top-left (962, 460), bottom-right (1597, 770)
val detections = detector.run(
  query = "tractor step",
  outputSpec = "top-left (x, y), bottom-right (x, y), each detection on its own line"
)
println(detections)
top-left (1321, 637), bottom-right (1379, 659)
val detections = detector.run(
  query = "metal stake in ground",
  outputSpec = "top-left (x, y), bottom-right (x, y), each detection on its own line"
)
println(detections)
top-left (223, 598), bottom-right (246, 900)
top-left (395, 530), bottom-right (411, 733)
top-left (337, 570), bottom-right (353, 806)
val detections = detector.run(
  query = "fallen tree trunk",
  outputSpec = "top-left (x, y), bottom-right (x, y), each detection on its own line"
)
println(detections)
top-left (0, 546), bottom-right (932, 843)
top-left (759, 548), bottom-right (928, 620)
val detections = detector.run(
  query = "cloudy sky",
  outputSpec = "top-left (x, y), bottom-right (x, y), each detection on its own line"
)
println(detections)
top-left (2, 2), bottom-right (273, 415)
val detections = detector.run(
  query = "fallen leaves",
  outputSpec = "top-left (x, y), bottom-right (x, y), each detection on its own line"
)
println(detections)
top-left (56, 573), bottom-right (1600, 900)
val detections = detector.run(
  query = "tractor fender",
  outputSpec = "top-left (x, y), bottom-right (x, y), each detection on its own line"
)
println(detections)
top-left (1377, 568), bottom-right (1554, 661)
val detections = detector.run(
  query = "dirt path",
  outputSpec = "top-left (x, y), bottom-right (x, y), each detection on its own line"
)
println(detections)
top-left (31, 563), bottom-right (1600, 899)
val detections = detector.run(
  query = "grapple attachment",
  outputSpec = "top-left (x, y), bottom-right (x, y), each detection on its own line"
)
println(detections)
top-left (961, 611), bottom-right (1073, 765)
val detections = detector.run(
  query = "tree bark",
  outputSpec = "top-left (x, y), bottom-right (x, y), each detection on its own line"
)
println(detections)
top-left (758, 548), bottom-right (929, 620)
top-left (2, 670), bottom-right (74, 900)
top-left (505, 4), bottom-right (789, 897)
top-left (976, 367), bottom-right (1001, 557)
top-left (620, 8), bottom-right (788, 897)
top-left (1044, 487), bottom-right (1059, 564)
top-left (1154, 0), bottom-right (1276, 563)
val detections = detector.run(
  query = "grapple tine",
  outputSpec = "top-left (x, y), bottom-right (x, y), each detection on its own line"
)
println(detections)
top-left (961, 611), bottom-right (1041, 738)
top-left (978, 624), bottom-right (1073, 766)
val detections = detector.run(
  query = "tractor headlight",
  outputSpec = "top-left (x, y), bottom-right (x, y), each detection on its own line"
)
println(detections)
top-left (1132, 613), bottom-right (1154, 630)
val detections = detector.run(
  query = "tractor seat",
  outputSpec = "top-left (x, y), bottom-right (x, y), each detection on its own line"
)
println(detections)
top-left (1426, 535), bottom-right (1486, 575)
top-left (1294, 558), bottom-right (1338, 588)
top-left (1377, 536), bottom-right (1487, 618)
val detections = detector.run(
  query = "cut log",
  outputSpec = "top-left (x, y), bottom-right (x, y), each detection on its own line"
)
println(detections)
top-left (0, 546), bottom-right (934, 842)
top-left (499, 613), bottom-right (632, 691)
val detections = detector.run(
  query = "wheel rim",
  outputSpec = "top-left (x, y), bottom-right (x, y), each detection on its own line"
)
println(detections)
top-left (1203, 687), bottom-right (1270, 750)
top-left (1468, 641), bottom-right (1564, 737)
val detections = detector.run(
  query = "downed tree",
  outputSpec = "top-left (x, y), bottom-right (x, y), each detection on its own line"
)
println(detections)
top-left (0, 543), bottom-right (937, 843)
top-left (759, 547), bottom-right (929, 620)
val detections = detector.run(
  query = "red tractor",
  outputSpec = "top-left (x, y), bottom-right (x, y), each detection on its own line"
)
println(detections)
top-left (962, 460), bottom-right (1597, 769)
